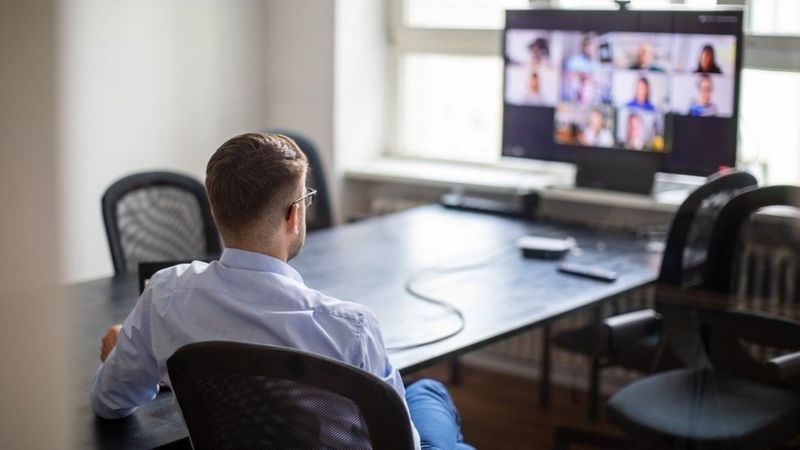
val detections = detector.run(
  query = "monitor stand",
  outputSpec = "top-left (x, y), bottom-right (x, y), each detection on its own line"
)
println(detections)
top-left (574, 151), bottom-right (660, 195)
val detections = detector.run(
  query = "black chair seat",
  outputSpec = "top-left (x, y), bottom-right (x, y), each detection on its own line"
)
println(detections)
top-left (607, 368), bottom-right (800, 450)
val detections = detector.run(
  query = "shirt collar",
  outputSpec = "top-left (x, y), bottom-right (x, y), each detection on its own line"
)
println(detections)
top-left (219, 248), bottom-right (304, 283)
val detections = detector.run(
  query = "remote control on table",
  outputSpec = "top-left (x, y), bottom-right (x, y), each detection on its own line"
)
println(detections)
top-left (558, 262), bottom-right (618, 282)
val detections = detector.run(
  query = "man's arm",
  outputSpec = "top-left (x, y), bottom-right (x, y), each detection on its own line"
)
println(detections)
top-left (359, 310), bottom-right (405, 394)
top-left (91, 291), bottom-right (160, 419)
top-left (100, 324), bottom-right (121, 362)
top-left (358, 310), bottom-right (422, 450)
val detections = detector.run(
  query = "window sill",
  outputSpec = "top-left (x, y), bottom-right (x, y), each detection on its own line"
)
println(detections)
top-left (345, 156), bottom-right (571, 193)
top-left (344, 156), bottom-right (690, 214)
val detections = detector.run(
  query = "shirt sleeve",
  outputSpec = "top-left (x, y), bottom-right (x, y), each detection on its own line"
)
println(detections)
top-left (90, 288), bottom-right (160, 419)
top-left (359, 309), bottom-right (422, 450)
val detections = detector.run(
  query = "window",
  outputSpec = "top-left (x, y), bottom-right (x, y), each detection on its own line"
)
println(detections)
top-left (739, 69), bottom-right (800, 184)
top-left (389, 0), bottom-right (523, 161)
top-left (749, 0), bottom-right (800, 35)
top-left (405, 0), bottom-right (529, 29)
top-left (390, 0), bottom-right (800, 182)
top-left (399, 54), bottom-right (502, 161)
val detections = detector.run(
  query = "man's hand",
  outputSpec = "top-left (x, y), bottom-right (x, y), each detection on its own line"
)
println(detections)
top-left (100, 324), bottom-right (122, 362)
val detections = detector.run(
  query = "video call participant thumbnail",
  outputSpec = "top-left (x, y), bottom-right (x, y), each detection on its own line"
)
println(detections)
top-left (688, 74), bottom-right (718, 117)
top-left (625, 76), bottom-right (656, 112)
top-left (528, 37), bottom-right (551, 66)
top-left (579, 108), bottom-right (614, 148)
top-left (617, 109), bottom-right (665, 152)
top-left (624, 112), bottom-right (646, 150)
top-left (565, 33), bottom-right (601, 74)
top-left (628, 42), bottom-right (664, 72)
top-left (696, 44), bottom-right (722, 74)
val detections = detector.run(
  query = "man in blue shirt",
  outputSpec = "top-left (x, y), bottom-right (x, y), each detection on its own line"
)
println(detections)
top-left (92, 132), bottom-right (473, 450)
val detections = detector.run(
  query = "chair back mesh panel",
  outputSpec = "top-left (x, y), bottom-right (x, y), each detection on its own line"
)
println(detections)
top-left (658, 170), bottom-right (757, 288)
top-left (195, 375), bottom-right (371, 449)
top-left (102, 171), bottom-right (221, 276)
top-left (168, 342), bottom-right (415, 450)
top-left (117, 187), bottom-right (206, 274)
top-left (678, 188), bottom-right (744, 288)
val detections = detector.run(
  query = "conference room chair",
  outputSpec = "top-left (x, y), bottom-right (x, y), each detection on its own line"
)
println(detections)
top-left (605, 185), bottom-right (800, 450)
top-left (264, 129), bottom-right (334, 231)
top-left (546, 170), bottom-right (758, 418)
top-left (167, 341), bottom-right (415, 450)
top-left (102, 171), bottom-right (222, 277)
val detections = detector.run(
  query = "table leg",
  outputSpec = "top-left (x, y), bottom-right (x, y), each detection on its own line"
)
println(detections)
top-left (539, 324), bottom-right (551, 408)
top-left (449, 357), bottom-right (462, 385)
top-left (588, 356), bottom-right (600, 419)
top-left (588, 305), bottom-right (603, 419)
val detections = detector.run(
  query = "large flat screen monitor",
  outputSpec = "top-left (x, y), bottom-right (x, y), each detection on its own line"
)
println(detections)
top-left (502, 8), bottom-right (744, 177)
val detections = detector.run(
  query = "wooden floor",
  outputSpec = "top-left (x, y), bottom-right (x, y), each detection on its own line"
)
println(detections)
top-left (411, 363), bottom-right (626, 450)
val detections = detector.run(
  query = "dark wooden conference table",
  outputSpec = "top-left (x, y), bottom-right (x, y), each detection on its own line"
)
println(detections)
top-left (66, 205), bottom-right (660, 449)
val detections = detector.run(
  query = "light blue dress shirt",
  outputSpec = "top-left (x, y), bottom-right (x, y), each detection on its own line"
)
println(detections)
top-left (91, 248), bottom-right (420, 448)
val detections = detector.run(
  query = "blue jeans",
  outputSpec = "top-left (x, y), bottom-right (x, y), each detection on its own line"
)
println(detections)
top-left (405, 379), bottom-right (475, 450)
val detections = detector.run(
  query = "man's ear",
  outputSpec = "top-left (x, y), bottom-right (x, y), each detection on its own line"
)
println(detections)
top-left (286, 203), bottom-right (300, 235)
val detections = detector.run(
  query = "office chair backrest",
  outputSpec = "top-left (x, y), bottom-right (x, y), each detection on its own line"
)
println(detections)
top-left (264, 129), bottom-right (334, 231)
top-left (658, 170), bottom-right (757, 288)
top-left (167, 341), bottom-right (415, 450)
top-left (102, 171), bottom-right (221, 276)
top-left (662, 185), bottom-right (800, 370)
top-left (703, 185), bottom-right (800, 295)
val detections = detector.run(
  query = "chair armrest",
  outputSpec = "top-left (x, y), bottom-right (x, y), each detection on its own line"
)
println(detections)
top-left (603, 309), bottom-right (661, 355)
top-left (766, 351), bottom-right (800, 382)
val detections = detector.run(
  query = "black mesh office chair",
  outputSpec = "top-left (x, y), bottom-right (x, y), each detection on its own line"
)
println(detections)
top-left (264, 129), bottom-right (334, 231)
top-left (102, 171), bottom-right (221, 276)
top-left (606, 185), bottom-right (800, 450)
top-left (167, 341), bottom-right (415, 450)
top-left (548, 170), bottom-right (758, 417)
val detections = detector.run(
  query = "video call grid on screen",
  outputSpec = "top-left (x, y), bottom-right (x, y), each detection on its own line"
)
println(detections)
top-left (502, 9), bottom-right (743, 176)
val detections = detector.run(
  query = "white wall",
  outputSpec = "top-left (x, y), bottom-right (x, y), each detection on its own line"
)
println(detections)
top-left (59, 0), bottom-right (268, 282)
top-left (334, 0), bottom-right (391, 218)
top-left (261, 0), bottom-right (338, 220)
top-left (0, 0), bottom-right (69, 447)
top-left (259, 0), bottom-right (390, 223)
top-left (57, 0), bottom-right (357, 281)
